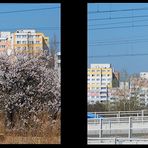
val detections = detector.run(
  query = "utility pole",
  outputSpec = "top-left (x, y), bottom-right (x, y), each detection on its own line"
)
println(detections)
top-left (27, 32), bottom-right (29, 57)
top-left (27, 31), bottom-right (32, 58)
top-left (106, 85), bottom-right (110, 111)
top-left (124, 81), bottom-right (126, 111)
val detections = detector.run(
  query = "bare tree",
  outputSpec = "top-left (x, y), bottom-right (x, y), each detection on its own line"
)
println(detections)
top-left (49, 34), bottom-right (59, 69)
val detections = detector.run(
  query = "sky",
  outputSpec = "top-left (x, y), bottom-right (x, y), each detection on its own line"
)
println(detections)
top-left (0, 3), bottom-right (60, 51)
top-left (88, 3), bottom-right (148, 75)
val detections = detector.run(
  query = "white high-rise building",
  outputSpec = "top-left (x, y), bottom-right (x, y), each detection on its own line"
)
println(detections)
top-left (88, 64), bottom-right (113, 104)
top-left (140, 72), bottom-right (148, 79)
top-left (55, 51), bottom-right (61, 79)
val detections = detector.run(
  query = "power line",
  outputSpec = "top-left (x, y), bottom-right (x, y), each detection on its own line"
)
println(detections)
top-left (89, 37), bottom-right (148, 44)
top-left (88, 19), bottom-right (148, 27)
top-left (88, 7), bottom-right (148, 14)
top-left (0, 27), bottom-right (60, 31)
top-left (88, 14), bottom-right (148, 21)
top-left (89, 24), bottom-right (148, 30)
top-left (88, 53), bottom-right (148, 58)
top-left (89, 34), bottom-right (148, 43)
top-left (88, 40), bottom-right (148, 46)
top-left (89, 37), bottom-right (148, 46)
top-left (0, 6), bottom-right (60, 14)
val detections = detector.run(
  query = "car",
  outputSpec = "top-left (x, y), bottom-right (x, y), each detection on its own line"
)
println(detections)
top-left (87, 112), bottom-right (103, 119)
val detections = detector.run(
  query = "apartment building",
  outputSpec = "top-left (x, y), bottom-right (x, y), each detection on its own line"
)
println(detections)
top-left (140, 72), bottom-right (148, 79)
top-left (0, 29), bottom-right (49, 56)
top-left (129, 76), bottom-right (148, 107)
top-left (120, 81), bottom-right (130, 89)
top-left (11, 29), bottom-right (49, 56)
top-left (55, 51), bottom-right (61, 79)
top-left (0, 30), bottom-right (50, 57)
top-left (0, 32), bottom-right (11, 55)
top-left (88, 64), bottom-right (113, 104)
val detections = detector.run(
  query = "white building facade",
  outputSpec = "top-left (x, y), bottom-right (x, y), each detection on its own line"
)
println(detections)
top-left (88, 64), bottom-right (113, 104)
top-left (55, 51), bottom-right (61, 79)
top-left (140, 72), bottom-right (148, 79)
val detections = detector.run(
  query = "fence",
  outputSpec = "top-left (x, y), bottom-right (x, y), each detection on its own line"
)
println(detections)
top-left (88, 137), bottom-right (148, 144)
top-left (88, 116), bottom-right (148, 138)
top-left (88, 110), bottom-right (148, 144)
top-left (88, 110), bottom-right (148, 118)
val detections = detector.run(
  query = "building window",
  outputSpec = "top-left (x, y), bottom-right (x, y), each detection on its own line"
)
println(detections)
top-left (102, 74), bottom-right (106, 77)
top-left (0, 45), bottom-right (5, 48)
top-left (101, 87), bottom-right (106, 89)
top-left (101, 83), bottom-right (106, 85)
top-left (36, 47), bottom-right (41, 50)
top-left (29, 41), bottom-right (34, 44)
top-left (102, 78), bottom-right (106, 81)
top-left (28, 35), bottom-right (34, 38)
top-left (0, 40), bottom-right (5, 42)
top-left (17, 41), bottom-right (21, 44)
top-left (22, 35), bottom-right (27, 38)
top-left (92, 74), bottom-right (95, 77)
top-left (22, 41), bottom-right (27, 44)
top-left (58, 55), bottom-right (60, 60)
top-left (36, 41), bottom-right (40, 44)
top-left (36, 35), bottom-right (40, 38)
top-left (101, 96), bottom-right (106, 98)
top-left (16, 35), bottom-right (21, 38)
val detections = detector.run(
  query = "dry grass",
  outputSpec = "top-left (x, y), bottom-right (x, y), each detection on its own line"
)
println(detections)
top-left (0, 112), bottom-right (61, 144)
top-left (0, 136), bottom-right (60, 144)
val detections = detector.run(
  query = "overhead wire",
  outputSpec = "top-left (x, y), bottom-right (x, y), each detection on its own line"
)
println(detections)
top-left (89, 24), bottom-right (148, 30)
top-left (88, 19), bottom-right (148, 27)
top-left (88, 6), bottom-right (148, 14)
top-left (88, 14), bottom-right (148, 21)
top-left (88, 53), bottom-right (148, 58)
top-left (88, 5), bottom-right (148, 61)
top-left (0, 6), bottom-right (60, 14)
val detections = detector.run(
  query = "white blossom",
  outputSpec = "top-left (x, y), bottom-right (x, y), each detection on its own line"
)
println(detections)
top-left (0, 53), bottom-right (61, 129)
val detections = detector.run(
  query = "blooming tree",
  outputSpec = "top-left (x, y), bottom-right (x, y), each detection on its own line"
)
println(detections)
top-left (0, 53), bottom-right (61, 129)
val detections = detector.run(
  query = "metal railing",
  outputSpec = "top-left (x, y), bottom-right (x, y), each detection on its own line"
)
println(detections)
top-left (88, 137), bottom-right (148, 144)
top-left (88, 116), bottom-right (148, 138)
top-left (88, 110), bottom-right (148, 118)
